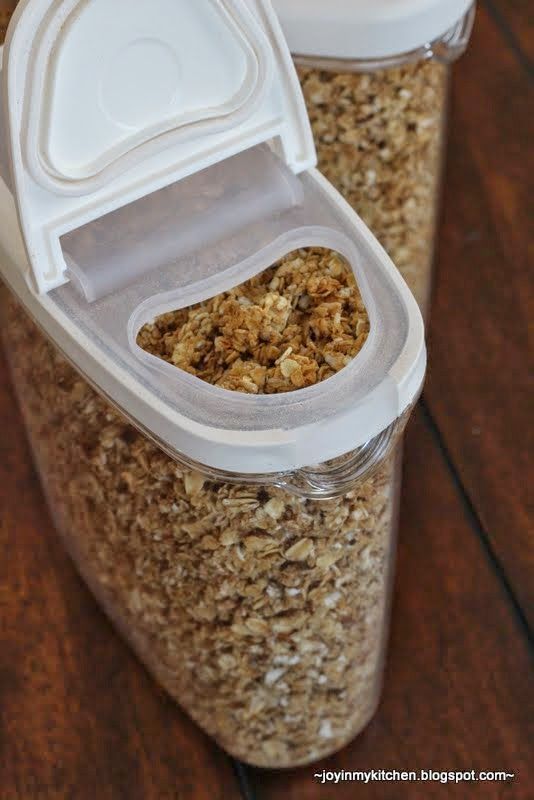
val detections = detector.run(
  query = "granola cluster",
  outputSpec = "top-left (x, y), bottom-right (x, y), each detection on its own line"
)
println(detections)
top-left (2, 285), bottom-right (399, 768)
top-left (298, 60), bottom-right (448, 316)
top-left (137, 248), bottom-right (370, 393)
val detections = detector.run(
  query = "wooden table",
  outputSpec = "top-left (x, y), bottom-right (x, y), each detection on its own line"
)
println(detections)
top-left (1, 3), bottom-right (532, 798)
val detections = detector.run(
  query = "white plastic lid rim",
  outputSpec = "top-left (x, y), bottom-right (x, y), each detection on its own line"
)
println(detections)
top-left (272, 0), bottom-right (476, 61)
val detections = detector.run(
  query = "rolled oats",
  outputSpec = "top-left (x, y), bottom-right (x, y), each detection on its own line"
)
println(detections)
top-left (137, 247), bottom-right (370, 392)
top-left (298, 60), bottom-right (448, 316)
top-left (1, 271), bottom-right (400, 767)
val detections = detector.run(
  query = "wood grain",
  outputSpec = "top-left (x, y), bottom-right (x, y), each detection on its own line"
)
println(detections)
top-left (0, 2), bottom-right (16, 42)
top-left (424, 5), bottom-right (534, 628)
top-left (486, 0), bottom-right (534, 64)
top-left (248, 411), bottom-right (534, 800)
top-left (0, 351), bottom-right (242, 800)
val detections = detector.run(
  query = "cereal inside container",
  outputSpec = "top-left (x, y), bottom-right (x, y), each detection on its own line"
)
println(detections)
top-left (137, 247), bottom-right (371, 394)
top-left (1, 269), bottom-right (406, 768)
top-left (0, 0), bottom-right (425, 768)
top-left (274, 0), bottom-right (476, 317)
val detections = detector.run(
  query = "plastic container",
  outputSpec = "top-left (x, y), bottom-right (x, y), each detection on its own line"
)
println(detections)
top-left (273, 0), bottom-right (476, 317)
top-left (0, 0), bottom-right (425, 768)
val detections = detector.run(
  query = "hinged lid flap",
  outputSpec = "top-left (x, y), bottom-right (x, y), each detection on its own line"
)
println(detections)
top-left (3, 0), bottom-right (315, 293)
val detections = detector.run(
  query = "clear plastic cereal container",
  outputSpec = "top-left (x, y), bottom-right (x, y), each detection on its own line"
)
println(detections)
top-left (273, 0), bottom-right (476, 317)
top-left (0, 0), bottom-right (425, 768)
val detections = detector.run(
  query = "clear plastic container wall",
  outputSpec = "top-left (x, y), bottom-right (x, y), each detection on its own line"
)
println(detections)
top-left (295, 7), bottom-right (475, 317)
top-left (1, 285), bottom-right (403, 768)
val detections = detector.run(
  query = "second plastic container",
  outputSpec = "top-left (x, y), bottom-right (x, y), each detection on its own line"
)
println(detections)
top-left (274, 0), bottom-right (476, 317)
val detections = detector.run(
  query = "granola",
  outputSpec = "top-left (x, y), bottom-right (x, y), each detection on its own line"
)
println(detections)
top-left (1, 281), bottom-right (400, 768)
top-left (298, 60), bottom-right (448, 316)
top-left (137, 247), bottom-right (370, 393)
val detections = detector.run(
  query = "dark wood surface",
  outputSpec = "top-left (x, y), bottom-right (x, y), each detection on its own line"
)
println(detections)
top-left (0, 3), bottom-right (17, 42)
top-left (489, 0), bottom-right (534, 63)
top-left (0, 2), bottom-right (532, 799)
top-left (425, 4), bottom-right (534, 629)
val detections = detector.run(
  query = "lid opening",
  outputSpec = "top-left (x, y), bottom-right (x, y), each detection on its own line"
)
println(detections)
top-left (135, 246), bottom-right (371, 396)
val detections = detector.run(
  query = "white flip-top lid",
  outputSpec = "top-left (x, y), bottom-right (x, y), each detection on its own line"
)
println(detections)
top-left (0, 4), bottom-right (426, 486)
top-left (3, 0), bottom-right (315, 293)
top-left (272, 0), bottom-right (475, 60)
